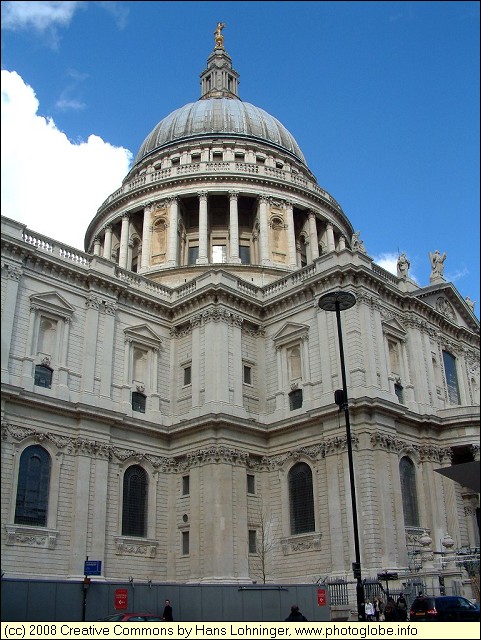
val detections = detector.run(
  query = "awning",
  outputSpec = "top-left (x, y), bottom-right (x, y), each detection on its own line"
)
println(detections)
top-left (435, 460), bottom-right (480, 493)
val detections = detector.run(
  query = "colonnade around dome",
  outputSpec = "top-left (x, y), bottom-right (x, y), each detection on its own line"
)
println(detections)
top-left (91, 191), bottom-right (349, 278)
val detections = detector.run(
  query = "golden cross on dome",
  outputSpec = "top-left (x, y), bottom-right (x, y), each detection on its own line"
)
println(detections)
top-left (214, 22), bottom-right (226, 49)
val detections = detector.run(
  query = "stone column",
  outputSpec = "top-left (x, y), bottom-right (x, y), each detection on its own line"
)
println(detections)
top-left (90, 450), bottom-right (109, 568)
top-left (167, 197), bottom-right (179, 266)
top-left (338, 235), bottom-right (346, 251)
top-left (93, 237), bottom-right (101, 256)
top-left (359, 296), bottom-right (376, 388)
top-left (57, 316), bottom-right (71, 398)
top-left (1, 264), bottom-right (22, 383)
top-left (308, 212), bottom-right (319, 261)
top-left (127, 239), bottom-right (133, 272)
top-left (140, 204), bottom-right (153, 272)
top-left (103, 225), bottom-right (113, 261)
top-left (21, 303), bottom-right (37, 388)
top-left (421, 330), bottom-right (438, 407)
top-left (316, 305), bottom-right (333, 397)
top-left (81, 294), bottom-right (101, 402)
top-left (404, 324), bottom-right (428, 406)
top-left (400, 338), bottom-right (415, 404)
top-left (191, 316), bottom-right (201, 407)
top-left (118, 214), bottom-right (130, 269)
top-left (228, 191), bottom-right (241, 263)
top-left (275, 346), bottom-right (284, 410)
top-left (231, 315), bottom-right (243, 406)
top-left (197, 192), bottom-right (209, 264)
top-left (326, 222), bottom-right (335, 253)
top-left (100, 301), bottom-right (116, 400)
top-left (439, 450), bottom-right (461, 547)
top-left (258, 196), bottom-right (270, 265)
top-left (68, 450), bottom-right (93, 576)
top-left (204, 309), bottom-right (229, 405)
top-left (285, 201), bottom-right (297, 268)
top-left (373, 306), bottom-right (389, 392)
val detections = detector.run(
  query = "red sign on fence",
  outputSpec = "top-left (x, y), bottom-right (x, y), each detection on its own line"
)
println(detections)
top-left (317, 588), bottom-right (327, 606)
top-left (115, 588), bottom-right (128, 610)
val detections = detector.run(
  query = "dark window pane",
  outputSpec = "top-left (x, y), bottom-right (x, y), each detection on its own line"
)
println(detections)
top-left (289, 462), bottom-right (315, 534)
top-left (182, 531), bottom-right (189, 555)
top-left (248, 530), bottom-right (257, 553)
top-left (239, 245), bottom-right (250, 264)
top-left (15, 445), bottom-right (51, 526)
top-left (188, 246), bottom-right (199, 265)
top-left (122, 465), bottom-right (147, 536)
top-left (132, 392), bottom-right (146, 413)
top-left (182, 475), bottom-right (190, 495)
top-left (247, 474), bottom-right (255, 494)
top-left (443, 351), bottom-right (460, 404)
top-left (394, 383), bottom-right (404, 404)
top-left (184, 366), bottom-right (192, 386)
top-left (34, 365), bottom-right (52, 388)
top-left (243, 365), bottom-right (252, 385)
top-left (289, 389), bottom-right (303, 410)
top-left (399, 457), bottom-right (419, 527)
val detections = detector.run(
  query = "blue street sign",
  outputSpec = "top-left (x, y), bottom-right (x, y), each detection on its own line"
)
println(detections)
top-left (84, 560), bottom-right (101, 576)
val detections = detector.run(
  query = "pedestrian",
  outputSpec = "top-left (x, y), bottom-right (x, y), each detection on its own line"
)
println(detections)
top-left (365, 598), bottom-right (375, 621)
top-left (162, 599), bottom-right (174, 621)
top-left (396, 593), bottom-right (408, 621)
top-left (383, 597), bottom-right (399, 621)
top-left (373, 596), bottom-right (383, 622)
top-left (284, 605), bottom-right (308, 621)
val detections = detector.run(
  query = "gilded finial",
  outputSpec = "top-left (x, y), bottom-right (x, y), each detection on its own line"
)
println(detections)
top-left (214, 22), bottom-right (226, 49)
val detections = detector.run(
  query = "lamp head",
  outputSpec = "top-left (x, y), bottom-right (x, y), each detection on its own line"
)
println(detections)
top-left (318, 290), bottom-right (356, 312)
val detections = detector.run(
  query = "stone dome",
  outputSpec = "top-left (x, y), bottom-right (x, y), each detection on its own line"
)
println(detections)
top-left (134, 98), bottom-right (307, 167)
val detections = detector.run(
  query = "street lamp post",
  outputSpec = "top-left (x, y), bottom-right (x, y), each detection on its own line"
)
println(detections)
top-left (318, 290), bottom-right (366, 622)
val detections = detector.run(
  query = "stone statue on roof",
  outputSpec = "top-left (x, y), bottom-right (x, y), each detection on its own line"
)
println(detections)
top-left (429, 249), bottom-right (446, 281)
top-left (397, 252), bottom-right (410, 279)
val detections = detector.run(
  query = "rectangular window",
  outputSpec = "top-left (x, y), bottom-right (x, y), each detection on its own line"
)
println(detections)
top-left (212, 245), bottom-right (227, 263)
top-left (239, 245), bottom-right (250, 264)
top-left (243, 365), bottom-right (252, 385)
top-left (394, 383), bottom-right (404, 404)
top-left (443, 351), bottom-right (460, 404)
top-left (132, 392), bottom-right (146, 413)
top-left (247, 474), bottom-right (255, 494)
top-left (182, 475), bottom-right (190, 496)
top-left (289, 388), bottom-right (303, 410)
top-left (34, 365), bottom-right (53, 388)
top-left (182, 531), bottom-right (190, 555)
top-left (248, 530), bottom-right (257, 554)
top-left (183, 366), bottom-right (192, 386)
top-left (188, 246), bottom-right (199, 265)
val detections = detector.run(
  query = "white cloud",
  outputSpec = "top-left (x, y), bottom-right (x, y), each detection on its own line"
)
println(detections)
top-left (373, 252), bottom-right (398, 275)
top-left (1, 70), bottom-right (132, 251)
top-left (1, 1), bottom-right (84, 33)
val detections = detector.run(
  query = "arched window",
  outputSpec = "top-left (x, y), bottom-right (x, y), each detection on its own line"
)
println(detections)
top-left (15, 445), bottom-right (51, 526)
top-left (288, 462), bottom-right (315, 535)
top-left (399, 457), bottom-right (420, 527)
top-left (122, 465), bottom-right (147, 537)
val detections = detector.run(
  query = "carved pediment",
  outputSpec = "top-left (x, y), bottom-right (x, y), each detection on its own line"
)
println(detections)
top-left (124, 324), bottom-right (162, 348)
top-left (30, 291), bottom-right (75, 317)
top-left (272, 322), bottom-right (309, 346)
top-left (412, 283), bottom-right (479, 331)
top-left (382, 317), bottom-right (407, 340)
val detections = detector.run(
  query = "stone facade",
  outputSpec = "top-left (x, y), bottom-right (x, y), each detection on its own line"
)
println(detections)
top-left (1, 30), bottom-right (479, 599)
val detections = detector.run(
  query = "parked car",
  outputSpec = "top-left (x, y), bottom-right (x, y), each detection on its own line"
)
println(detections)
top-left (97, 612), bottom-right (163, 621)
top-left (409, 595), bottom-right (480, 622)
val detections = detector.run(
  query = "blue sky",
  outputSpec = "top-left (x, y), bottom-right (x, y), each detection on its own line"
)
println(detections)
top-left (1, 1), bottom-right (479, 315)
